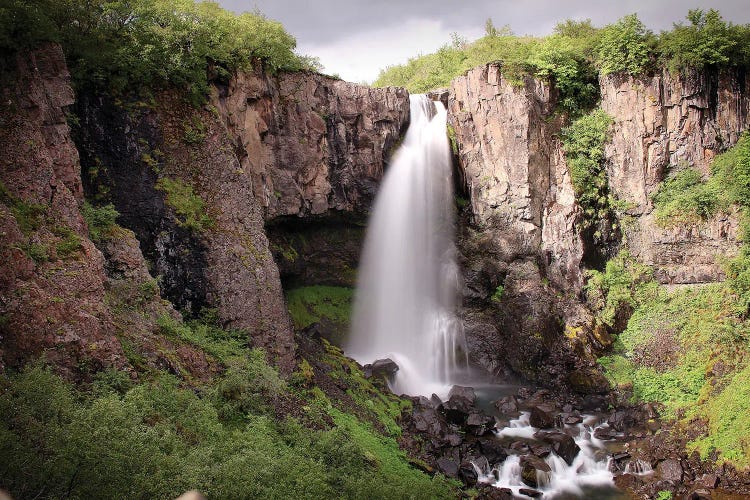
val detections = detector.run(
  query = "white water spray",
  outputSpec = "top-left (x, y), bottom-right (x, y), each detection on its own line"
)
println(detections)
top-left (347, 94), bottom-right (467, 397)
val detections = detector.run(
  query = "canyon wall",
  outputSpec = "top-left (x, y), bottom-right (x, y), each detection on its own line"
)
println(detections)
top-left (0, 44), bottom-right (408, 376)
top-left (447, 63), bottom-right (749, 388)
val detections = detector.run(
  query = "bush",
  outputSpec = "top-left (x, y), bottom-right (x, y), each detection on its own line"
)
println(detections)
top-left (155, 177), bottom-right (214, 232)
top-left (652, 168), bottom-right (724, 226)
top-left (82, 201), bottom-right (119, 243)
top-left (560, 108), bottom-right (614, 228)
top-left (597, 14), bottom-right (653, 76)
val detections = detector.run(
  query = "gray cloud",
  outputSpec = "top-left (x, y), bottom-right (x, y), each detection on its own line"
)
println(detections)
top-left (218, 0), bottom-right (750, 82)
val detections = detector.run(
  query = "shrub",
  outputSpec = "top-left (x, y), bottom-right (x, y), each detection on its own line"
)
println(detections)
top-left (597, 14), bottom-right (653, 76)
top-left (652, 168), bottom-right (723, 226)
top-left (82, 201), bottom-right (119, 243)
top-left (560, 108), bottom-right (614, 228)
top-left (155, 177), bottom-right (214, 232)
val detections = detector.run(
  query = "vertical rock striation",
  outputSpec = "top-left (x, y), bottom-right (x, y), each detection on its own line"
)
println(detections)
top-left (600, 68), bottom-right (749, 284)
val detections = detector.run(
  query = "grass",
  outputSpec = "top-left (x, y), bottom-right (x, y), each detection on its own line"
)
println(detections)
top-left (286, 286), bottom-right (353, 331)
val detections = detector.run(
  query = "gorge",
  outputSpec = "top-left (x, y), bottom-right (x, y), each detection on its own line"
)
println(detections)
top-left (2, 3), bottom-right (750, 499)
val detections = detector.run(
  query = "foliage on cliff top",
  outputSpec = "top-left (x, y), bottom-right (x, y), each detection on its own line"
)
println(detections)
top-left (0, 0), bottom-right (320, 103)
top-left (374, 10), bottom-right (750, 104)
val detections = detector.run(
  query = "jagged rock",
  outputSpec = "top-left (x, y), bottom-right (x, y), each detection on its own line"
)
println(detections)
top-left (442, 386), bottom-right (477, 424)
top-left (444, 433), bottom-right (463, 447)
top-left (412, 407), bottom-right (446, 437)
top-left (459, 461), bottom-right (479, 486)
top-left (466, 412), bottom-right (496, 436)
top-left (478, 438), bottom-right (508, 464)
top-left (530, 443), bottom-right (552, 458)
top-left (477, 485), bottom-right (513, 499)
top-left (436, 458), bottom-right (459, 478)
top-left (657, 459), bottom-right (684, 482)
top-left (529, 406), bottom-right (556, 429)
top-left (534, 431), bottom-right (580, 466)
top-left (608, 409), bottom-right (641, 432)
top-left (494, 395), bottom-right (519, 414)
top-left (563, 415), bottom-right (583, 425)
top-left (519, 488), bottom-right (542, 498)
top-left (520, 455), bottom-right (551, 488)
top-left (448, 385), bottom-right (477, 404)
top-left (363, 358), bottom-right (399, 380)
top-left (697, 473), bottom-right (719, 489)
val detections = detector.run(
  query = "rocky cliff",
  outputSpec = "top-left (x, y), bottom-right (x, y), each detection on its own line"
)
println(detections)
top-left (0, 44), bottom-right (408, 376)
top-left (447, 63), bottom-right (749, 388)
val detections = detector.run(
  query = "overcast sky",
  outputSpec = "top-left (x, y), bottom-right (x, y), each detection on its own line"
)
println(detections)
top-left (218, 0), bottom-right (750, 83)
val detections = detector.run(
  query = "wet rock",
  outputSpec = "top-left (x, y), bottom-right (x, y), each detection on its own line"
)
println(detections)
top-left (477, 485), bottom-right (513, 499)
top-left (529, 405), bottom-right (555, 429)
top-left (657, 458), bottom-right (683, 482)
top-left (581, 394), bottom-right (607, 412)
top-left (519, 488), bottom-right (542, 498)
top-left (608, 409), bottom-right (640, 432)
top-left (466, 412), bottom-right (496, 436)
top-left (436, 458), bottom-right (459, 478)
top-left (594, 425), bottom-right (618, 440)
top-left (563, 415), bottom-right (583, 425)
top-left (459, 461), bottom-right (479, 486)
top-left (530, 443), bottom-right (552, 458)
top-left (363, 358), bottom-right (399, 380)
top-left (520, 455), bottom-right (551, 488)
top-left (534, 430), bottom-right (580, 465)
top-left (478, 438), bottom-right (508, 464)
top-left (494, 395), bottom-right (520, 415)
top-left (430, 393), bottom-right (443, 408)
top-left (472, 456), bottom-right (490, 475)
top-left (448, 385), bottom-right (477, 404)
top-left (510, 441), bottom-right (530, 453)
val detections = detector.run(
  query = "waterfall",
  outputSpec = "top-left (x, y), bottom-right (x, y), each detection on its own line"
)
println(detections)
top-left (347, 94), bottom-right (467, 397)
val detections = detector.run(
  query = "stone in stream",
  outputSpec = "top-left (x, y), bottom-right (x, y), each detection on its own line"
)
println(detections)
top-left (478, 438), bottom-right (508, 464)
top-left (458, 461), bottom-right (479, 486)
top-left (476, 485), bottom-right (513, 499)
top-left (563, 414), bottom-right (583, 425)
top-left (441, 386), bottom-right (477, 424)
top-left (448, 385), bottom-right (477, 404)
top-left (520, 455), bottom-right (551, 488)
top-left (494, 395), bottom-right (519, 414)
top-left (534, 430), bottom-right (580, 465)
top-left (519, 488), bottom-right (543, 498)
top-left (466, 412), bottom-right (496, 436)
top-left (362, 358), bottom-right (399, 380)
top-left (529, 405), bottom-right (556, 428)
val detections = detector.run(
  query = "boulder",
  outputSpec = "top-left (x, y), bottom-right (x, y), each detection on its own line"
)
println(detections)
top-left (363, 358), bottom-right (399, 380)
top-left (478, 438), bottom-right (508, 464)
top-left (448, 385), bottom-right (477, 404)
top-left (520, 455), bottom-right (551, 488)
top-left (436, 458), bottom-right (459, 478)
top-left (656, 458), bottom-right (683, 482)
top-left (459, 461), bottom-right (479, 486)
top-left (494, 395), bottom-right (519, 414)
top-left (529, 405), bottom-right (556, 429)
top-left (466, 412), bottom-right (496, 436)
top-left (411, 407), bottom-right (445, 437)
top-left (519, 488), bottom-right (542, 498)
top-left (697, 473), bottom-right (719, 489)
top-left (534, 431), bottom-right (580, 465)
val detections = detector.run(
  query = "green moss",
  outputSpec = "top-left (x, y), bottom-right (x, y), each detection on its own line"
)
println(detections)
top-left (81, 201), bottom-right (119, 243)
top-left (446, 124), bottom-right (459, 155)
top-left (52, 225), bottom-right (82, 259)
top-left (285, 286), bottom-right (353, 331)
top-left (155, 177), bottom-right (214, 232)
top-left (182, 116), bottom-right (207, 145)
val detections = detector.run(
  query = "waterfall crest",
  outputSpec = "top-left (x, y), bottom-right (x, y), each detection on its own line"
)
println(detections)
top-left (347, 94), bottom-right (467, 397)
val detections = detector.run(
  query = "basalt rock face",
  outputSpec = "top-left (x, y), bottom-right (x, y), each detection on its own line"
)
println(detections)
top-left (73, 65), bottom-right (408, 372)
top-left (0, 44), bottom-right (128, 378)
top-left (600, 68), bottom-right (748, 284)
top-left (447, 63), bottom-right (750, 388)
top-left (213, 69), bottom-right (409, 287)
top-left (448, 64), bottom-right (597, 387)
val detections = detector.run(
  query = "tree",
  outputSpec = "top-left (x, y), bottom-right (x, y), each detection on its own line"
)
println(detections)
top-left (597, 14), bottom-right (652, 76)
top-left (659, 9), bottom-right (739, 70)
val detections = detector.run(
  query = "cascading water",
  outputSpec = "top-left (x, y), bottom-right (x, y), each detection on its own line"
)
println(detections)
top-left (347, 94), bottom-right (467, 397)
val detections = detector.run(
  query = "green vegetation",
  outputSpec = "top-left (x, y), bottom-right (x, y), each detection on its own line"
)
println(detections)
top-left (596, 136), bottom-right (750, 467)
top-left (0, 0), bottom-right (320, 103)
top-left (560, 108), bottom-right (614, 234)
top-left (155, 177), bottom-right (214, 232)
top-left (0, 339), bottom-right (456, 499)
top-left (286, 285), bottom-right (353, 331)
top-left (81, 201), bottom-right (119, 243)
top-left (375, 11), bottom-right (750, 113)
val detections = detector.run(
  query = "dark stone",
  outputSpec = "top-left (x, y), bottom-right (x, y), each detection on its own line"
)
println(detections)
top-left (436, 458), bottom-right (459, 478)
top-left (656, 458), bottom-right (683, 482)
top-left (300, 322), bottom-right (322, 340)
top-left (448, 385), bottom-right (477, 404)
top-left (594, 425), bottom-right (618, 440)
top-left (519, 488), bottom-right (542, 498)
top-left (478, 438), bottom-right (508, 464)
top-left (529, 405), bottom-right (555, 429)
top-left (520, 455), bottom-right (551, 488)
top-left (363, 358), bottom-right (398, 380)
top-left (563, 415), bottom-right (583, 425)
top-left (444, 433), bottom-right (463, 447)
top-left (459, 461), bottom-right (479, 486)
top-left (412, 407), bottom-right (445, 437)
top-left (466, 412), bottom-right (496, 436)
top-left (581, 394), bottom-right (607, 411)
top-left (687, 489), bottom-right (712, 500)
top-left (608, 409), bottom-right (640, 432)
top-left (510, 441), bottom-right (529, 452)
top-left (530, 443), bottom-right (552, 458)
top-left (494, 395), bottom-right (519, 414)
top-left (430, 393), bottom-right (443, 408)
top-left (472, 456), bottom-right (490, 475)
top-left (534, 430), bottom-right (580, 465)
top-left (568, 368), bottom-right (609, 394)
top-left (697, 473), bottom-right (719, 489)
top-left (476, 485), bottom-right (513, 500)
